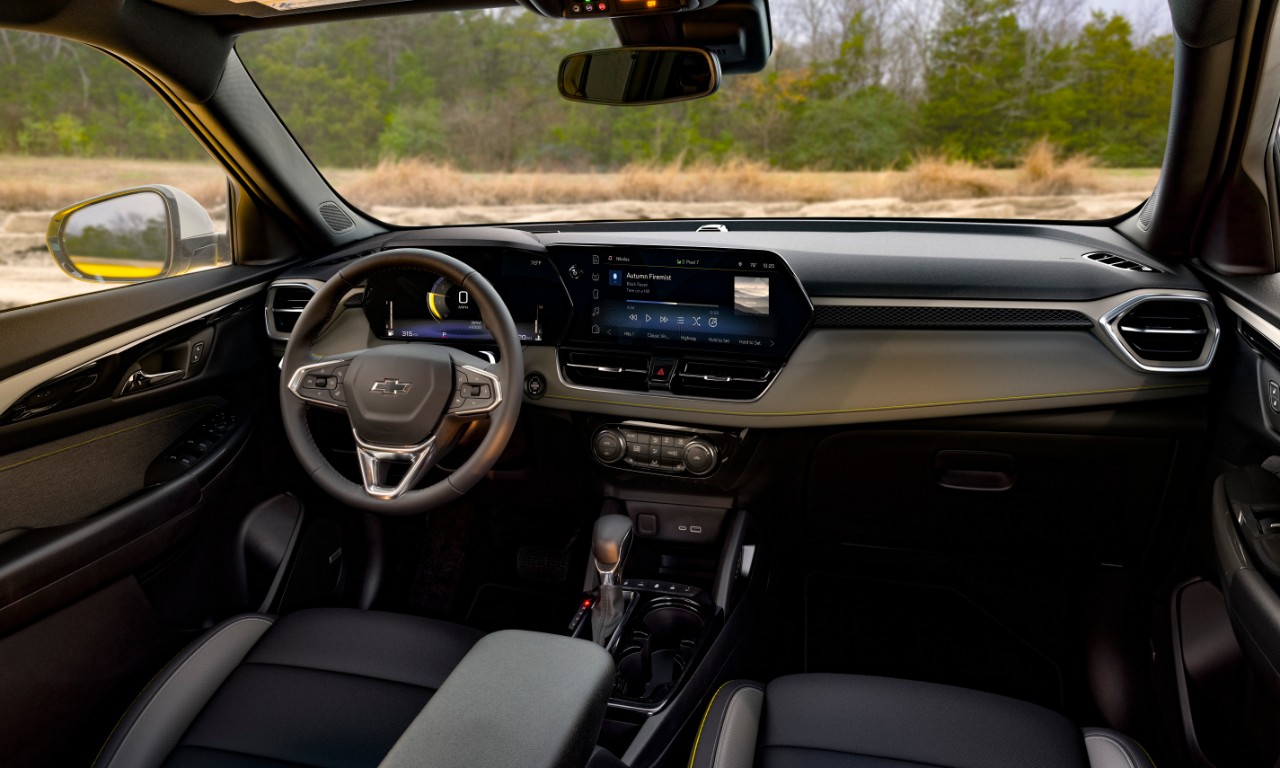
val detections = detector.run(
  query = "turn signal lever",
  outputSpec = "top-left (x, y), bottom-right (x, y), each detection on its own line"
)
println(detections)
top-left (591, 514), bottom-right (634, 647)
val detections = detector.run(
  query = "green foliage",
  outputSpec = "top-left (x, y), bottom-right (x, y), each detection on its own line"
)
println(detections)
top-left (1039, 13), bottom-right (1173, 166)
top-left (784, 87), bottom-right (914, 170)
top-left (923, 0), bottom-right (1028, 163)
top-left (0, 5), bottom-right (1175, 173)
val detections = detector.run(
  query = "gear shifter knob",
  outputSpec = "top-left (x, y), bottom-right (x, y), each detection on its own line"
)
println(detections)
top-left (591, 514), bottom-right (633, 648)
top-left (593, 514), bottom-right (634, 584)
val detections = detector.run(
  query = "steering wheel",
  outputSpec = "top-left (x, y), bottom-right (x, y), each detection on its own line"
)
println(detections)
top-left (279, 248), bottom-right (523, 514)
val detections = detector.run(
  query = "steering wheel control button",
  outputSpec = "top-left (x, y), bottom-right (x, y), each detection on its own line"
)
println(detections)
top-left (447, 364), bottom-right (501, 417)
top-left (524, 372), bottom-right (547, 399)
top-left (291, 359), bottom-right (352, 409)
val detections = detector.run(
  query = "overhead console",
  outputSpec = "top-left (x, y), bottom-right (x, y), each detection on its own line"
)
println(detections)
top-left (547, 245), bottom-right (812, 400)
top-left (519, 0), bottom-right (719, 20)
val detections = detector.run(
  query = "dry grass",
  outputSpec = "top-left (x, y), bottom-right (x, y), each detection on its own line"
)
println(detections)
top-left (894, 141), bottom-right (1105, 202)
top-left (894, 156), bottom-right (1005, 202)
top-left (0, 156), bottom-right (227, 212)
top-left (1017, 139), bottom-right (1101, 196)
top-left (341, 157), bottom-right (865, 207)
top-left (0, 152), bottom-right (1157, 216)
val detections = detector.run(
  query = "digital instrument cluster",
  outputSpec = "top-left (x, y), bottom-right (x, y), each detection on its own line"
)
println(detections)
top-left (360, 248), bottom-right (571, 345)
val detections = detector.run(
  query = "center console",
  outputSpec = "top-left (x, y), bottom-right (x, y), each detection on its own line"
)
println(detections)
top-left (558, 505), bottom-right (754, 763)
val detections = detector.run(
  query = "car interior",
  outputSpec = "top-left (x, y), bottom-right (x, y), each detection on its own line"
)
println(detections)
top-left (2, 0), bottom-right (1280, 766)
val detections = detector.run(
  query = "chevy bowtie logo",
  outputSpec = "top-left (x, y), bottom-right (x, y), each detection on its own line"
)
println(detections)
top-left (370, 379), bottom-right (412, 395)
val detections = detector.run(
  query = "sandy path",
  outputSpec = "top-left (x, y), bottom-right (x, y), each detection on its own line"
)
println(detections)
top-left (1, 191), bottom-right (1150, 310)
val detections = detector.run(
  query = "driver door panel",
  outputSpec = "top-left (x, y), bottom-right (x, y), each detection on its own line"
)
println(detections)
top-left (0, 275), bottom-right (278, 767)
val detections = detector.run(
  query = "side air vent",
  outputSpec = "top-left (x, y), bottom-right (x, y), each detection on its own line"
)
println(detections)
top-left (670, 359), bottom-right (775, 400)
top-left (318, 201), bottom-right (355, 233)
top-left (1083, 251), bottom-right (1157, 272)
top-left (1102, 296), bottom-right (1217, 372)
top-left (562, 350), bottom-right (651, 391)
top-left (266, 283), bottom-right (317, 339)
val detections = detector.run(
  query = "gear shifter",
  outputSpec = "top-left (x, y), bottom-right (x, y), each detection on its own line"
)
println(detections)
top-left (591, 514), bottom-right (634, 647)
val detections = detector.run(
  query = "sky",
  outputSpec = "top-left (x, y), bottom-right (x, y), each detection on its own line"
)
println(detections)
top-left (1089, 0), bottom-right (1173, 35)
top-left (772, 0), bottom-right (1176, 42)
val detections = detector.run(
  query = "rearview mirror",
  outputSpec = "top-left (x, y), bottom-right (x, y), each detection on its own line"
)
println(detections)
top-left (46, 185), bottom-right (222, 284)
top-left (559, 47), bottom-right (720, 106)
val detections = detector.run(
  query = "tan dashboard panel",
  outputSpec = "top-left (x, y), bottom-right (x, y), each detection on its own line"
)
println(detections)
top-left (525, 329), bottom-right (1208, 428)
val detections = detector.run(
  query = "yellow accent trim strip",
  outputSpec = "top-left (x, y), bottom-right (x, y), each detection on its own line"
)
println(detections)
top-left (688, 680), bottom-right (735, 768)
top-left (547, 382), bottom-right (1203, 419)
top-left (0, 404), bottom-right (216, 474)
top-left (73, 262), bottom-right (164, 279)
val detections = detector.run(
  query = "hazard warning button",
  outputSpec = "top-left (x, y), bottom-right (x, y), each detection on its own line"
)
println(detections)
top-left (648, 358), bottom-right (676, 386)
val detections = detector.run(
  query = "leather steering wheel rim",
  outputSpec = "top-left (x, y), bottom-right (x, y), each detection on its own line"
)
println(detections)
top-left (279, 248), bottom-right (523, 515)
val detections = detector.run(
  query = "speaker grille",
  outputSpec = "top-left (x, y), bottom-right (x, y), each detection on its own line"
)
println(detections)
top-left (1138, 190), bottom-right (1157, 230)
top-left (318, 201), bottom-right (355, 233)
top-left (813, 305), bottom-right (1093, 330)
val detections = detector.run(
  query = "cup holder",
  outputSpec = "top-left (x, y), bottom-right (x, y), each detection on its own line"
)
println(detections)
top-left (613, 597), bottom-right (706, 704)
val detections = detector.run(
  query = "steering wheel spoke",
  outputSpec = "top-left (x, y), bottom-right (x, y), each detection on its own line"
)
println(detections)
top-left (287, 356), bottom-right (355, 411)
top-left (354, 433), bottom-right (442, 500)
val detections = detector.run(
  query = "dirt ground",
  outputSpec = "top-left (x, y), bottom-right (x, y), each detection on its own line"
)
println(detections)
top-left (0, 190), bottom-right (1150, 310)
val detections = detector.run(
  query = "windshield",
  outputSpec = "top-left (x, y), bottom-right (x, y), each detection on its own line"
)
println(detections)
top-left (237, 0), bottom-right (1173, 225)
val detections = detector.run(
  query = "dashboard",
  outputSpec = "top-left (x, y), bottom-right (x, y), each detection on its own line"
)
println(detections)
top-left (267, 221), bottom-right (1217, 435)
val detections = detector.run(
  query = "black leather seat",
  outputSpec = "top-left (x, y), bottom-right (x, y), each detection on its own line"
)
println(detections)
top-left (94, 608), bottom-right (483, 768)
top-left (689, 674), bottom-right (1155, 768)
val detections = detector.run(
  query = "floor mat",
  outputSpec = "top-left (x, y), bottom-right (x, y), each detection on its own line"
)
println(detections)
top-left (804, 573), bottom-right (1064, 710)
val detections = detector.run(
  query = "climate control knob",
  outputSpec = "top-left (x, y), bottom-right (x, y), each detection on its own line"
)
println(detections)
top-left (682, 440), bottom-right (717, 476)
top-left (592, 429), bottom-right (626, 464)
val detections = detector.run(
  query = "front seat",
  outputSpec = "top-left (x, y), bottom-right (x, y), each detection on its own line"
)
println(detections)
top-left (93, 608), bottom-right (484, 768)
top-left (689, 674), bottom-right (1154, 768)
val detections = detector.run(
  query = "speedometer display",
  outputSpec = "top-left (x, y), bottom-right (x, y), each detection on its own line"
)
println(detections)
top-left (365, 273), bottom-right (492, 341)
top-left (360, 247), bottom-right (572, 345)
top-left (427, 277), bottom-right (482, 323)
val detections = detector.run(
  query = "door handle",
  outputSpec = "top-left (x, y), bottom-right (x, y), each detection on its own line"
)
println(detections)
top-left (120, 368), bottom-right (184, 394)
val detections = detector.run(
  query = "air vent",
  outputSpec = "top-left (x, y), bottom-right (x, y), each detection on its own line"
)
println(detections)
top-left (266, 283), bottom-right (317, 338)
top-left (1101, 296), bottom-right (1218, 372)
top-left (670, 359), bottom-right (775, 400)
top-left (318, 201), bottom-right (355, 233)
top-left (1117, 300), bottom-right (1209, 361)
top-left (562, 350), bottom-right (651, 391)
top-left (1083, 251), bottom-right (1157, 272)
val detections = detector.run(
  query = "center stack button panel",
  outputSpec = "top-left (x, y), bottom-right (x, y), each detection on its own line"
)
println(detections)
top-left (591, 422), bottom-right (727, 477)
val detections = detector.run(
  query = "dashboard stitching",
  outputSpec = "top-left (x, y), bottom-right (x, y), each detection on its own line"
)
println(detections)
top-left (541, 382), bottom-right (1205, 417)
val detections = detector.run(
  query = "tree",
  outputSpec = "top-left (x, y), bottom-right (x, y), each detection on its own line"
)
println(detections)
top-left (922, 0), bottom-right (1029, 163)
top-left (1040, 12), bottom-right (1173, 166)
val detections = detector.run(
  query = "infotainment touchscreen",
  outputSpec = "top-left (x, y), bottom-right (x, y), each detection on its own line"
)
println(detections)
top-left (549, 246), bottom-right (812, 357)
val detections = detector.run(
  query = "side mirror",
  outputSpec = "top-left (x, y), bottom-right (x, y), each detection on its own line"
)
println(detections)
top-left (46, 185), bottom-right (222, 284)
top-left (559, 47), bottom-right (720, 106)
